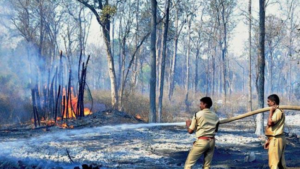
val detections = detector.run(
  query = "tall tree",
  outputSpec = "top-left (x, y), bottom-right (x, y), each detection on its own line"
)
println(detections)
top-left (284, 0), bottom-right (300, 102)
top-left (193, 19), bottom-right (205, 93)
top-left (168, 0), bottom-right (185, 100)
top-left (149, 0), bottom-right (157, 123)
top-left (265, 15), bottom-right (284, 93)
top-left (248, 0), bottom-right (252, 111)
top-left (77, 0), bottom-right (118, 108)
top-left (255, 0), bottom-right (265, 136)
top-left (130, 0), bottom-right (140, 92)
top-left (209, 0), bottom-right (236, 110)
top-left (114, 1), bottom-right (150, 111)
top-left (158, 0), bottom-right (170, 122)
top-left (185, 15), bottom-right (192, 111)
top-left (117, 2), bottom-right (132, 110)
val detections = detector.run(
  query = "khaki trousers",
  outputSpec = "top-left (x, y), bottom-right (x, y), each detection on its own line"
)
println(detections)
top-left (184, 139), bottom-right (215, 169)
top-left (268, 136), bottom-right (287, 169)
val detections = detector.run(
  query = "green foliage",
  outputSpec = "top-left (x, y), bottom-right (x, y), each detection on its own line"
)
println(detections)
top-left (100, 5), bottom-right (117, 22)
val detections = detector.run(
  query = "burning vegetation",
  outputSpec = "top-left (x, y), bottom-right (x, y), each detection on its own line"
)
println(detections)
top-left (62, 87), bottom-right (92, 119)
top-left (30, 51), bottom-right (93, 128)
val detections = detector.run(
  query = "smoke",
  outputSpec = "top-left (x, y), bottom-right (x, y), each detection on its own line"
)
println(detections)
top-left (0, 0), bottom-right (106, 124)
top-left (0, 35), bottom-right (91, 124)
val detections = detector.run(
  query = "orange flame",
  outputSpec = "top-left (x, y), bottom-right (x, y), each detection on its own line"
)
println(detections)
top-left (62, 87), bottom-right (77, 119)
top-left (135, 114), bottom-right (142, 120)
top-left (61, 87), bottom-right (93, 118)
top-left (84, 108), bottom-right (92, 116)
top-left (46, 120), bottom-right (55, 126)
top-left (30, 87), bottom-right (93, 126)
top-left (58, 123), bottom-right (74, 129)
top-left (61, 123), bottom-right (68, 128)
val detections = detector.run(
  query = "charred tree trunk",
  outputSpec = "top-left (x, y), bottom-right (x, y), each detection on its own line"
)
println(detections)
top-left (55, 85), bottom-right (61, 122)
top-left (77, 55), bottom-right (90, 117)
top-left (62, 95), bottom-right (66, 120)
top-left (65, 70), bottom-right (72, 119)
top-left (35, 85), bottom-right (43, 120)
top-left (31, 89), bottom-right (38, 128)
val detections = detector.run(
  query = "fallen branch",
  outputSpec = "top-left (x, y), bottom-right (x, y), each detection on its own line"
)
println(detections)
top-left (66, 149), bottom-right (74, 163)
top-left (219, 105), bottom-right (300, 124)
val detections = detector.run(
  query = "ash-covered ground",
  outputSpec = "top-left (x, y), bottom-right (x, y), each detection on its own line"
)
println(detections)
top-left (1, 111), bottom-right (300, 169)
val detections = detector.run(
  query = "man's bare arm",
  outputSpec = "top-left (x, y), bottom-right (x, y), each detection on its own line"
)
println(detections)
top-left (186, 120), bottom-right (194, 134)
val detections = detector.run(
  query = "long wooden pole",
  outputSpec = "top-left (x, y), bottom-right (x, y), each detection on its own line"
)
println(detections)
top-left (220, 105), bottom-right (300, 124)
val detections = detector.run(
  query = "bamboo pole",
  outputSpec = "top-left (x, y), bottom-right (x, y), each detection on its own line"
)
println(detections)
top-left (219, 105), bottom-right (300, 124)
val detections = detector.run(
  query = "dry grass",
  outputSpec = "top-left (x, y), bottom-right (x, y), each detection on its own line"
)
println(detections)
top-left (122, 91), bottom-right (150, 121)
top-left (90, 88), bottom-right (299, 123)
top-left (1, 85), bottom-right (297, 126)
top-left (0, 93), bottom-right (32, 125)
top-left (92, 90), bottom-right (112, 108)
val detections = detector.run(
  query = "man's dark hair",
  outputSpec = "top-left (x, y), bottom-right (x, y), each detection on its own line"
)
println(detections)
top-left (268, 94), bottom-right (280, 105)
top-left (200, 97), bottom-right (213, 108)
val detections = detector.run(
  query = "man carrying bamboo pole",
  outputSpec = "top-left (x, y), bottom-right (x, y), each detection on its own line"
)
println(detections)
top-left (184, 97), bottom-right (219, 169)
top-left (264, 94), bottom-right (287, 169)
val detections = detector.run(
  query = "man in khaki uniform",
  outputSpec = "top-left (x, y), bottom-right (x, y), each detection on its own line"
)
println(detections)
top-left (185, 97), bottom-right (219, 169)
top-left (264, 94), bottom-right (287, 169)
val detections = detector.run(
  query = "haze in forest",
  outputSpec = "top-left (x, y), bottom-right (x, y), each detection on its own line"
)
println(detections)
top-left (0, 0), bottom-right (299, 134)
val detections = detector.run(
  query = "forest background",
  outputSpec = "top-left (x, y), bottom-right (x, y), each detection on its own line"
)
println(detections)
top-left (0, 0), bottom-right (299, 136)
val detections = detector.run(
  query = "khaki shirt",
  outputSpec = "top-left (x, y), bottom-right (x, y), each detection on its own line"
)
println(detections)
top-left (265, 109), bottom-right (285, 136)
top-left (189, 108), bottom-right (219, 138)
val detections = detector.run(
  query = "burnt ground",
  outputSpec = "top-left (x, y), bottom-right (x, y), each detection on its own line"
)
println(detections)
top-left (150, 126), bottom-right (300, 169)
top-left (0, 111), bottom-right (300, 169)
